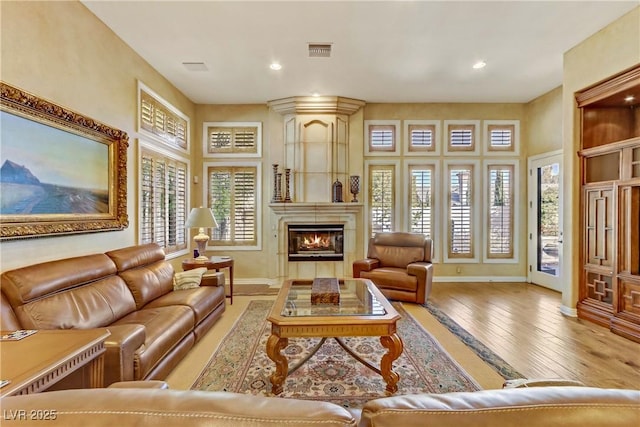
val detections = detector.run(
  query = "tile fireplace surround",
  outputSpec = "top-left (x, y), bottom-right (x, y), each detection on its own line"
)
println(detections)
top-left (269, 202), bottom-right (363, 282)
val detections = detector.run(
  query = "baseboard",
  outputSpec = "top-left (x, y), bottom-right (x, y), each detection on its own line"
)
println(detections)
top-left (434, 276), bottom-right (528, 283)
top-left (560, 305), bottom-right (578, 317)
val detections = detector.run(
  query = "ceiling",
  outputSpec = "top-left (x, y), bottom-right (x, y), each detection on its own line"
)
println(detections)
top-left (82, 1), bottom-right (639, 105)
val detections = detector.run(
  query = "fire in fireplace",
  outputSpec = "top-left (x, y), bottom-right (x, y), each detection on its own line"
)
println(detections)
top-left (288, 224), bottom-right (344, 261)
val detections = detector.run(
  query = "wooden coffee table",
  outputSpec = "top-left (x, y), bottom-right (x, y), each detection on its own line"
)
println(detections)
top-left (266, 278), bottom-right (403, 395)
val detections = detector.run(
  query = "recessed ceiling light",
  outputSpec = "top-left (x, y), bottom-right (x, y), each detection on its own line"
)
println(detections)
top-left (270, 63), bottom-right (282, 71)
top-left (311, 92), bottom-right (320, 97)
top-left (182, 62), bottom-right (208, 71)
top-left (472, 61), bottom-right (486, 70)
top-left (624, 95), bottom-right (635, 102)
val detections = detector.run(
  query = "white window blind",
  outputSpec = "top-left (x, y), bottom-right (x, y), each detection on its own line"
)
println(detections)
top-left (369, 165), bottom-right (395, 235)
top-left (140, 148), bottom-right (188, 254)
top-left (207, 126), bottom-right (258, 155)
top-left (409, 165), bottom-right (434, 238)
top-left (369, 125), bottom-right (396, 152)
top-left (448, 166), bottom-right (474, 258)
top-left (447, 124), bottom-right (476, 152)
top-left (208, 166), bottom-right (257, 245)
top-left (409, 124), bottom-right (435, 152)
top-left (140, 90), bottom-right (188, 150)
top-left (488, 165), bottom-right (514, 258)
top-left (488, 124), bottom-right (515, 151)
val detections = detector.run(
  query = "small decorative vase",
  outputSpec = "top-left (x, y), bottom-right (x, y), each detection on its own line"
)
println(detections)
top-left (349, 175), bottom-right (360, 202)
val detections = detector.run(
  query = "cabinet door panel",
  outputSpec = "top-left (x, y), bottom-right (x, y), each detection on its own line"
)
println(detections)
top-left (586, 187), bottom-right (614, 267)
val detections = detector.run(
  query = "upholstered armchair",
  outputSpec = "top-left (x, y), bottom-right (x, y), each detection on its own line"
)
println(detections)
top-left (353, 232), bottom-right (433, 304)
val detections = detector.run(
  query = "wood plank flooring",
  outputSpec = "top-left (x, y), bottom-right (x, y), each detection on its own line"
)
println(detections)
top-left (428, 282), bottom-right (640, 389)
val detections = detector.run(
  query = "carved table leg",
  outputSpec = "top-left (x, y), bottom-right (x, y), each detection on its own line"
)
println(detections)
top-left (380, 333), bottom-right (403, 393)
top-left (266, 334), bottom-right (288, 395)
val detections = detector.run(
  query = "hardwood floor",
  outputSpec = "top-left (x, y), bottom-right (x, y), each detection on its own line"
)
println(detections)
top-left (428, 282), bottom-right (640, 389)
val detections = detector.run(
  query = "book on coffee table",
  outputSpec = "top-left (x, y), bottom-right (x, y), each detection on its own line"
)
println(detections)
top-left (1, 330), bottom-right (38, 341)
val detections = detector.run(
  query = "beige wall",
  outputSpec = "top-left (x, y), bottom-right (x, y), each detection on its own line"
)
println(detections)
top-left (526, 86), bottom-right (563, 157)
top-left (0, 1), bottom-right (195, 271)
top-left (562, 6), bottom-right (640, 309)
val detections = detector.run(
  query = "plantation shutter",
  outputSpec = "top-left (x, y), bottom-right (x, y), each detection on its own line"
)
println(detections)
top-left (488, 165), bottom-right (514, 258)
top-left (409, 124), bottom-right (435, 152)
top-left (369, 165), bottom-right (395, 236)
top-left (448, 166), bottom-right (474, 258)
top-left (409, 166), bottom-right (434, 238)
top-left (209, 166), bottom-right (257, 245)
top-left (139, 90), bottom-right (188, 150)
top-left (139, 148), bottom-right (188, 254)
top-left (487, 124), bottom-right (515, 152)
top-left (369, 125), bottom-right (395, 152)
top-left (207, 126), bottom-right (258, 155)
top-left (448, 124), bottom-right (475, 152)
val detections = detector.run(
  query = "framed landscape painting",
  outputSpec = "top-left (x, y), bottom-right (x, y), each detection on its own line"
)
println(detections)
top-left (0, 82), bottom-right (129, 239)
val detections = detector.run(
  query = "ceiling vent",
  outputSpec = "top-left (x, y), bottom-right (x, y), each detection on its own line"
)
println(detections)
top-left (308, 43), bottom-right (332, 58)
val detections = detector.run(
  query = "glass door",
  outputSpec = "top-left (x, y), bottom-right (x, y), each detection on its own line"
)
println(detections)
top-left (528, 152), bottom-right (563, 291)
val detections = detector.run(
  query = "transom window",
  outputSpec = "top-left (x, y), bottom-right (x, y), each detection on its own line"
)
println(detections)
top-left (204, 122), bottom-right (261, 156)
top-left (408, 124), bottom-right (436, 152)
top-left (139, 87), bottom-right (188, 152)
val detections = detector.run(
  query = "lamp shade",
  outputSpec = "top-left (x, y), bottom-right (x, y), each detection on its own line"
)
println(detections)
top-left (185, 207), bottom-right (218, 229)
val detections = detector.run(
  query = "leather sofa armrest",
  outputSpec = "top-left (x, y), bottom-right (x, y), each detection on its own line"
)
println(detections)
top-left (103, 324), bottom-right (146, 386)
top-left (407, 262), bottom-right (433, 304)
top-left (108, 380), bottom-right (169, 389)
top-left (201, 271), bottom-right (225, 287)
top-left (353, 258), bottom-right (380, 278)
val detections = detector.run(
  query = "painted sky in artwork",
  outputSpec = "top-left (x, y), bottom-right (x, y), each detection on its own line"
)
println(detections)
top-left (0, 111), bottom-right (108, 190)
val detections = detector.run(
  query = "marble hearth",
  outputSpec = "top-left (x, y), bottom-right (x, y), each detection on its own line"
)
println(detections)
top-left (269, 203), bottom-right (363, 282)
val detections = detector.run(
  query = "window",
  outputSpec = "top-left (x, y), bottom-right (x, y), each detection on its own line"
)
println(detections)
top-left (444, 120), bottom-right (480, 155)
top-left (138, 82), bottom-right (189, 152)
top-left (446, 162), bottom-right (478, 260)
top-left (207, 163), bottom-right (260, 248)
top-left (368, 163), bottom-right (397, 236)
top-left (404, 120), bottom-right (440, 155)
top-left (203, 122), bottom-right (262, 157)
top-left (139, 143), bottom-right (188, 255)
top-left (408, 164), bottom-right (435, 239)
top-left (486, 162), bottom-right (517, 261)
top-left (483, 120), bottom-right (520, 155)
top-left (365, 120), bottom-right (400, 155)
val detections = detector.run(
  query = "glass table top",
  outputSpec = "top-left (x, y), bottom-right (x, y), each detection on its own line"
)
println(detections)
top-left (281, 279), bottom-right (387, 317)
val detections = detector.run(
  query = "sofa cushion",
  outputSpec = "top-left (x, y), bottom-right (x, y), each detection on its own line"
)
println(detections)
top-left (145, 285), bottom-right (225, 326)
top-left (360, 268), bottom-right (417, 292)
top-left (14, 276), bottom-right (136, 329)
top-left (113, 305), bottom-right (195, 380)
top-left (173, 267), bottom-right (207, 290)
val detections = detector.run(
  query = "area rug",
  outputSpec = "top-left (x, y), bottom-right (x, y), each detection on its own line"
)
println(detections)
top-left (192, 300), bottom-right (480, 408)
top-left (423, 301), bottom-right (524, 380)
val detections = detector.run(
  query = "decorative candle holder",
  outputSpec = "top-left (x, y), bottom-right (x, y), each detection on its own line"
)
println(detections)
top-left (276, 173), bottom-right (283, 202)
top-left (332, 179), bottom-right (344, 203)
top-left (271, 164), bottom-right (281, 203)
top-left (350, 175), bottom-right (360, 202)
top-left (284, 168), bottom-right (292, 202)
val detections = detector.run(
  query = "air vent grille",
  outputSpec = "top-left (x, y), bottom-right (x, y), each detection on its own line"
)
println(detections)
top-left (308, 43), bottom-right (332, 57)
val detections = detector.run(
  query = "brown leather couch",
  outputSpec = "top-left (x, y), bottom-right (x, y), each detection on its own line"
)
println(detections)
top-left (0, 243), bottom-right (226, 386)
top-left (1, 386), bottom-right (638, 426)
top-left (353, 232), bottom-right (433, 304)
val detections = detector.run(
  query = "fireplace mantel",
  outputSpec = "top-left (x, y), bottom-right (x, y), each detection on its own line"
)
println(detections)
top-left (269, 202), bottom-right (363, 215)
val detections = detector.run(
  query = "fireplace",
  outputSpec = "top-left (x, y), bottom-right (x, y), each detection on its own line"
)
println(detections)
top-left (288, 224), bottom-right (344, 261)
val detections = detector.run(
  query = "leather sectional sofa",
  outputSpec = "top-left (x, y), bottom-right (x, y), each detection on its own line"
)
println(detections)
top-left (0, 243), bottom-right (226, 386)
top-left (1, 385), bottom-right (638, 426)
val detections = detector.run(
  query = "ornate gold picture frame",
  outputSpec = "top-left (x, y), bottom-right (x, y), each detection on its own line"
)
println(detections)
top-left (0, 82), bottom-right (129, 239)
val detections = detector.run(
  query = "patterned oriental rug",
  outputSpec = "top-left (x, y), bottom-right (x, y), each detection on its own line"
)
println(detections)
top-left (192, 300), bottom-right (480, 408)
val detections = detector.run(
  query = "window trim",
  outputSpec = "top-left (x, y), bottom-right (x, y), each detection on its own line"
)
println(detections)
top-left (138, 139), bottom-right (190, 259)
top-left (202, 160), bottom-right (262, 251)
top-left (443, 159), bottom-right (480, 263)
top-left (403, 120), bottom-right (441, 156)
top-left (202, 121), bottom-right (262, 158)
top-left (404, 159), bottom-right (440, 262)
top-left (483, 120), bottom-right (520, 156)
top-left (444, 120), bottom-right (480, 156)
top-left (137, 81), bottom-right (190, 154)
top-left (365, 120), bottom-right (401, 156)
top-left (483, 159), bottom-right (520, 263)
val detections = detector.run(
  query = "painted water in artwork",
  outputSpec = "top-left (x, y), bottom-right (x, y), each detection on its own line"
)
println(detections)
top-left (0, 110), bottom-right (109, 215)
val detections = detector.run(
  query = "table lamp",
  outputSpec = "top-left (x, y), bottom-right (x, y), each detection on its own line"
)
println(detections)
top-left (185, 207), bottom-right (218, 261)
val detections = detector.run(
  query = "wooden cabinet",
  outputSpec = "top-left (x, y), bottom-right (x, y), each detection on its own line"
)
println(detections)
top-left (576, 65), bottom-right (640, 342)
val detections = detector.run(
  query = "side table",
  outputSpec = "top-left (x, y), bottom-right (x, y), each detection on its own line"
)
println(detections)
top-left (182, 256), bottom-right (234, 305)
top-left (0, 328), bottom-right (110, 397)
